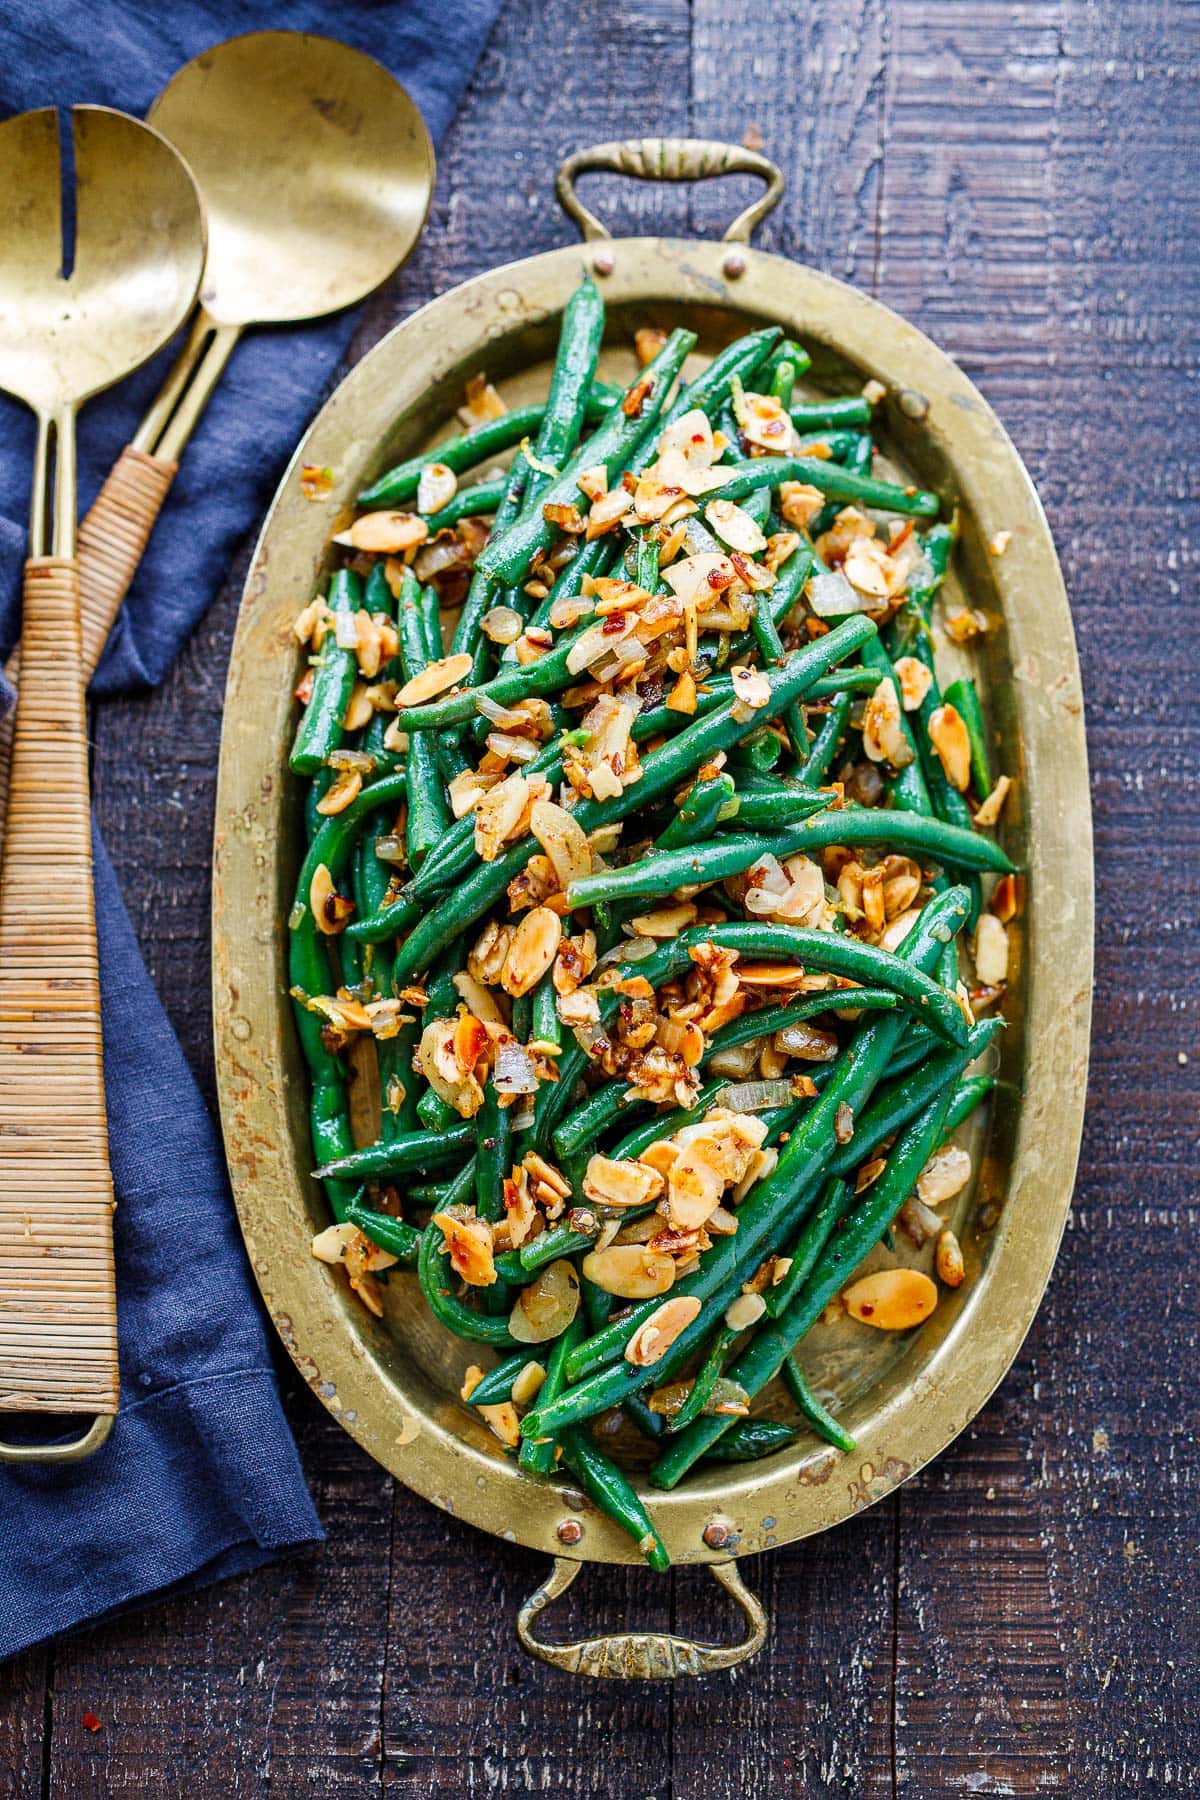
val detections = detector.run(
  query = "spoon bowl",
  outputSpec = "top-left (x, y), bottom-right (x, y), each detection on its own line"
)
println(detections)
top-left (148, 29), bottom-right (434, 327)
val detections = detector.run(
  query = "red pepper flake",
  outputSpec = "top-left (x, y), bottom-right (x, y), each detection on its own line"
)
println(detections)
top-left (82, 1712), bottom-right (103, 1733)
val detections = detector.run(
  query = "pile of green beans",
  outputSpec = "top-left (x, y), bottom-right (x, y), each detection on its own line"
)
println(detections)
top-left (286, 280), bottom-right (1015, 1567)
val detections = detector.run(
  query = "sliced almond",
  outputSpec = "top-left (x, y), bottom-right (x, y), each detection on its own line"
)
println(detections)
top-left (705, 498), bottom-right (767, 555)
top-left (893, 655), bottom-right (933, 711)
top-left (431, 1212), bottom-right (496, 1287)
top-left (629, 901), bottom-right (698, 938)
top-left (502, 906), bottom-right (562, 997)
top-left (531, 798), bottom-right (592, 890)
top-left (395, 652), bottom-right (474, 708)
top-left (511, 1360), bottom-right (548, 1406)
top-left (624, 1295), bottom-right (702, 1366)
top-left (309, 862), bottom-right (354, 935)
top-left (973, 774), bottom-right (1012, 828)
top-left (338, 510), bottom-right (428, 554)
top-left (417, 462), bottom-right (457, 514)
top-left (843, 1267), bottom-right (938, 1330)
top-left (343, 681), bottom-right (374, 731)
top-left (315, 768), bottom-right (363, 815)
top-left (724, 1291), bottom-right (765, 1331)
top-left (862, 677), bottom-right (913, 767)
top-left (779, 481), bottom-right (825, 529)
top-left (936, 1228), bottom-right (965, 1287)
top-left (928, 703), bottom-right (971, 790)
top-left (582, 1244), bottom-right (676, 1299)
top-left (973, 913), bottom-right (1010, 987)
top-left (917, 1144), bottom-right (972, 1206)
top-left (582, 1154), bottom-right (665, 1212)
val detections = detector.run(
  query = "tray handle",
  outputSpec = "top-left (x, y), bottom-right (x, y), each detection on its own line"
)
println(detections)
top-left (555, 138), bottom-right (784, 244)
top-left (516, 1555), bottom-right (767, 1678)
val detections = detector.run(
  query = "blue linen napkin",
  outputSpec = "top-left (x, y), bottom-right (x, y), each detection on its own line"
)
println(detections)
top-left (0, 0), bottom-right (503, 1664)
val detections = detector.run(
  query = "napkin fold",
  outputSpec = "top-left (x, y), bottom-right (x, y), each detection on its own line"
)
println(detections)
top-left (0, 0), bottom-right (503, 1664)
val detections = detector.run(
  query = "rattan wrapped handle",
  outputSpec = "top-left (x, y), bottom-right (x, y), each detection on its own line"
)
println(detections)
top-left (0, 557), bottom-right (118, 1423)
top-left (516, 1556), bottom-right (767, 1677)
top-left (0, 446), bottom-right (175, 857)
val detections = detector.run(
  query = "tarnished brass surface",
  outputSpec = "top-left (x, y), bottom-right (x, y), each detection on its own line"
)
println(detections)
top-left (556, 137), bottom-right (784, 243)
top-left (213, 209), bottom-right (1091, 1576)
top-left (516, 1558), bottom-right (767, 1677)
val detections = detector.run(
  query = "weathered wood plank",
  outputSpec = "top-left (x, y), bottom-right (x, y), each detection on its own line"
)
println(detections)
top-left (876, 1), bottom-right (1200, 1793)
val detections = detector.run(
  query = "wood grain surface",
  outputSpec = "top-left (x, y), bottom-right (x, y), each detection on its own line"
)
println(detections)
top-left (2, 0), bottom-right (1197, 1793)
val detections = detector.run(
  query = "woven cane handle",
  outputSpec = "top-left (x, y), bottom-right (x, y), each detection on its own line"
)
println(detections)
top-left (76, 445), bottom-right (177, 677)
top-left (0, 446), bottom-right (175, 857)
top-left (0, 558), bottom-right (118, 1415)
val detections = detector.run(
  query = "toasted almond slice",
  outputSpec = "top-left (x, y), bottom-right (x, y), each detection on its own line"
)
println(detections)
top-left (396, 652), bottom-right (474, 708)
top-left (458, 372), bottom-right (506, 426)
top-left (843, 1267), bottom-right (938, 1330)
top-left (585, 486), bottom-right (635, 538)
top-left (862, 677), bottom-right (914, 767)
top-left (309, 862), bottom-right (354, 935)
top-left (502, 906), bottom-right (562, 997)
top-left (343, 680), bottom-right (374, 732)
top-left (705, 498), bottom-right (767, 554)
top-left (582, 1244), bottom-right (676, 1299)
top-left (315, 768), bottom-right (363, 815)
top-left (629, 901), bottom-right (699, 939)
top-left (531, 799), bottom-right (592, 890)
top-left (779, 481), bottom-right (825, 530)
top-left (973, 913), bottom-right (1010, 986)
top-left (624, 1295), bottom-right (702, 1366)
top-left (635, 326), bottom-right (670, 367)
top-left (511, 1360), bottom-right (548, 1406)
top-left (917, 1144), bottom-right (972, 1206)
top-left (973, 774), bottom-right (1012, 828)
top-left (417, 462), bottom-right (457, 514)
top-left (431, 1212), bottom-right (496, 1287)
top-left (730, 665), bottom-right (772, 715)
top-left (735, 963), bottom-right (811, 988)
top-left (582, 1154), bottom-right (665, 1211)
top-left (936, 1228), bottom-right (965, 1287)
top-left (337, 510), bottom-right (429, 554)
top-left (662, 551), bottom-right (737, 607)
top-left (724, 1291), bottom-right (766, 1331)
top-left (928, 704), bottom-right (972, 790)
top-left (893, 654), bottom-right (933, 711)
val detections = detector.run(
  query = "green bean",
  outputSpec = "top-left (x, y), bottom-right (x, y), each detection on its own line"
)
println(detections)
top-left (552, 1081), bottom-right (641, 1161)
top-left (659, 326), bottom-right (781, 435)
top-left (769, 357), bottom-right (797, 410)
top-left (395, 570), bottom-right (450, 870)
top-left (789, 395), bottom-right (872, 432)
top-left (493, 1216), bottom-right (599, 1284)
top-left (558, 1425), bottom-right (670, 1570)
top-left (765, 338), bottom-right (812, 382)
top-left (531, 970), bottom-right (561, 1047)
top-left (418, 476), bottom-right (508, 529)
top-left (315, 1119), bottom-right (473, 1181)
top-left (707, 457), bottom-right (939, 518)
top-left (944, 676), bottom-right (993, 797)
top-left (649, 1082), bottom-right (955, 1487)
top-left (522, 276), bottom-right (607, 504)
top-left (475, 329), bottom-right (698, 585)
top-left (666, 1325), bottom-right (737, 1433)
top-left (796, 691), bottom-right (852, 785)
top-left (344, 1201), bottom-right (423, 1267)
top-left (705, 990), bottom-right (900, 1062)
top-left (289, 570), bottom-right (361, 776)
top-left (358, 389), bottom-right (618, 509)
top-left (350, 617), bottom-right (878, 955)
top-left (550, 914), bottom-right (971, 1051)
top-left (464, 1346), bottom-right (534, 1406)
top-left (658, 770), bottom-right (739, 848)
top-left (719, 799), bottom-right (1014, 873)
top-left (418, 1214), bottom-right (518, 1347)
top-left (781, 1356), bottom-right (856, 1453)
top-left (473, 1083), bottom-right (511, 1225)
top-left (762, 1175), bottom-right (850, 1319)
top-left (701, 1418), bottom-right (798, 1462)
top-left (519, 1313), bottom-right (585, 1476)
top-left (608, 1077), bottom-right (731, 1161)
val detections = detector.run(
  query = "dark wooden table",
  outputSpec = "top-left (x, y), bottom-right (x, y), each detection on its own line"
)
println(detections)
top-left (4, 1), bottom-right (1198, 1792)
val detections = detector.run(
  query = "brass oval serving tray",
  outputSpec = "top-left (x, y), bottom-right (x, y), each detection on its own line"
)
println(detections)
top-left (213, 141), bottom-right (1092, 1677)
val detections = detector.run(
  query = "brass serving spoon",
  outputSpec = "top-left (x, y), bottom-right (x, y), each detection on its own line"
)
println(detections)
top-left (0, 107), bottom-right (205, 1460)
top-left (76, 30), bottom-right (434, 683)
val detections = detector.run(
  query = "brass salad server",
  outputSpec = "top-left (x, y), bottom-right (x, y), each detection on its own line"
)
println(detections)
top-left (0, 107), bottom-right (205, 1460)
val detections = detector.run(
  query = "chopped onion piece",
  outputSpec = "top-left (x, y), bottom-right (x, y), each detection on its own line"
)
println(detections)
top-left (493, 1039), bottom-right (540, 1095)
top-left (719, 1079), bottom-right (796, 1113)
top-left (808, 569), bottom-right (871, 617)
